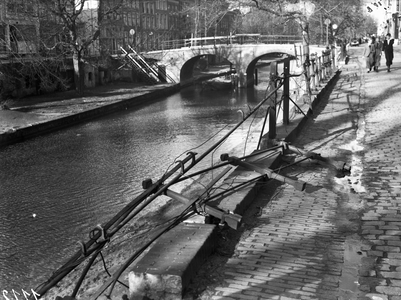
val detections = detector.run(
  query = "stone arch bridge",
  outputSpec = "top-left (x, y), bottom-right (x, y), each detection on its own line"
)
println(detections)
top-left (144, 40), bottom-right (325, 88)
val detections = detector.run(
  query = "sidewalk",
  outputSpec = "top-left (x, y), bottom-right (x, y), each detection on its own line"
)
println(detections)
top-left (4, 47), bottom-right (401, 300)
top-left (0, 61), bottom-right (339, 300)
top-left (0, 82), bottom-right (179, 146)
top-left (182, 47), bottom-right (401, 300)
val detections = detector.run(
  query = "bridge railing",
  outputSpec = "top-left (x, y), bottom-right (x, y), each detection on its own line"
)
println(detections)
top-left (259, 35), bottom-right (303, 44)
top-left (159, 34), bottom-right (303, 50)
top-left (32, 41), bottom-right (339, 300)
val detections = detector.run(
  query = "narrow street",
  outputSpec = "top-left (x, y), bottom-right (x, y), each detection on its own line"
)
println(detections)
top-left (3, 44), bottom-right (401, 300)
top-left (182, 45), bottom-right (401, 300)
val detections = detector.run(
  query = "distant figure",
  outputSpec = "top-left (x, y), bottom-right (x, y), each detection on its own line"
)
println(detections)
top-left (363, 36), bottom-right (376, 73)
top-left (383, 33), bottom-right (394, 72)
top-left (34, 74), bottom-right (42, 95)
top-left (374, 36), bottom-right (383, 72)
top-left (341, 38), bottom-right (347, 61)
top-left (344, 39), bottom-right (350, 64)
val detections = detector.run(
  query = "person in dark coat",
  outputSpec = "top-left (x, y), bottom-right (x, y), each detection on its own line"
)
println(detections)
top-left (383, 33), bottom-right (394, 72)
top-left (341, 38), bottom-right (347, 61)
top-left (34, 74), bottom-right (42, 95)
top-left (363, 36), bottom-right (376, 73)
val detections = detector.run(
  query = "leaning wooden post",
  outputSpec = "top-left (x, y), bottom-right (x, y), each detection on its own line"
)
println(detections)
top-left (320, 55), bottom-right (326, 81)
top-left (283, 59), bottom-right (290, 125)
top-left (269, 61), bottom-right (278, 140)
top-left (331, 45), bottom-right (336, 70)
top-left (321, 51), bottom-right (327, 81)
top-left (316, 55), bottom-right (322, 85)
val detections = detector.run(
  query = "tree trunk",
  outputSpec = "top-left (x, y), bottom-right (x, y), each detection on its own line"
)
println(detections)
top-left (301, 20), bottom-right (312, 110)
top-left (194, 5), bottom-right (199, 40)
top-left (73, 49), bottom-right (85, 94)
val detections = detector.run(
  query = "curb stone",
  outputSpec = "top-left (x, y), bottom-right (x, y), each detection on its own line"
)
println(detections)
top-left (125, 70), bottom-right (341, 300)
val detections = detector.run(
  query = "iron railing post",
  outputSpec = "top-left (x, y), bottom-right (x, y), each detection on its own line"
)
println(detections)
top-left (309, 54), bottom-right (317, 91)
top-left (283, 58), bottom-right (290, 125)
top-left (269, 61), bottom-right (277, 140)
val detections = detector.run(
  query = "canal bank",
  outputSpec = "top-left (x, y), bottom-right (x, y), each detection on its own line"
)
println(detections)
top-left (0, 83), bottom-right (180, 147)
top-left (120, 71), bottom-right (342, 300)
top-left (183, 46), bottom-right (401, 300)
top-left (0, 65), bottom-right (340, 298)
top-left (0, 69), bottom-right (236, 148)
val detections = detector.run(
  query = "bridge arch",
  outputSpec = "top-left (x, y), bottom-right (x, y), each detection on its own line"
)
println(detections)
top-left (244, 52), bottom-right (293, 88)
top-left (146, 43), bottom-right (306, 88)
top-left (180, 54), bottom-right (233, 82)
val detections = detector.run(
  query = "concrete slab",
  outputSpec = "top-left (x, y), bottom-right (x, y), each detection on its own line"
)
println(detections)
top-left (125, 70), bottom-right (340, 300)
top-left (128, 223), bottom-right (217, 300)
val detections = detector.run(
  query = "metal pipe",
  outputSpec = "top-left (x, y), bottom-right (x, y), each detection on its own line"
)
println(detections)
top-left (221, 154), bottom-right (306, 191)
top-left (177, 146), bottom-right (282, 182)
top-left (71, 250), bottom-right (100, 297)
top-left (36, 73), bottom-right (284, 299)
top-left (94, 174), bottom-right (266, 299)
top-left (33, 152), bottom-right (196, 298)
top-left (164, 189), bottom-right (242, 230)
top-left (280, 142), bottom-right (350, 173)
top-left (283, 58), bottom-right (290, 125)
top-left (269, 62), bottom-right (277, 140)
top-left (257, 105), bottom-right (270, 150)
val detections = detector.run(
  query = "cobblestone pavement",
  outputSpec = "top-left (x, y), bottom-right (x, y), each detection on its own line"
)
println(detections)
top-left (185, 47), bottom-right (401, 300)
top-left (359, 49), bottom-right (401, 300)
top-left (2, 46), bottom-right (401, 300)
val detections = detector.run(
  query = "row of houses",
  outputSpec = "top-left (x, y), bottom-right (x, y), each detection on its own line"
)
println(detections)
top-left (0, 0), bottom-right (238, 97)
top-left (0, 0), bottom-right (237, 57)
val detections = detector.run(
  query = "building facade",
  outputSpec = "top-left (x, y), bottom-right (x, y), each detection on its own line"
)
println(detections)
top-left (0, 0), bottom-right (239, 95)
top-left (98, 0), bottom-right (184, 54)
top-left (387, 0), bottom-right (401, 40)
top-left (375, 0), bottom-right (401, 41)
top-left (0, 0), bottom-right (237, 59)
top-left (0, 0), bottom-right (39, 57)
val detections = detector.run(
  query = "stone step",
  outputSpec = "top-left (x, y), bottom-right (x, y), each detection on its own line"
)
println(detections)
top-left (128, 223), bottom-right (217, 300)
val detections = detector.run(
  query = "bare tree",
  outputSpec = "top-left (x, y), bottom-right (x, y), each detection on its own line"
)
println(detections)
top-left (308, 0), bottom-right (365, 44)
top-left (0, 2), bottom-right (69, 102)
top-left (237, 0), bottom-right (316, 106)
top-left (34, 0), bottom-right (122, 94)
top-left (182, 0), bottom-right (232, 39)
top-left (240, 9), bottom-right (299, 35)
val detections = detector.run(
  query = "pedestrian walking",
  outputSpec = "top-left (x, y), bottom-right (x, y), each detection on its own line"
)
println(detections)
top-left (383, 33), bottom-right (394, 72)
top-left (374, 36), bottom-right (383, 72)
top-left (363, 36), bottom-right (376, 73)
top-left (340, 38), bottom-right (347, 61)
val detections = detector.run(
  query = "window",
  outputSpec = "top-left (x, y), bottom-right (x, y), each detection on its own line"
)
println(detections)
top-left (7, 1), bottom-right (16, 13)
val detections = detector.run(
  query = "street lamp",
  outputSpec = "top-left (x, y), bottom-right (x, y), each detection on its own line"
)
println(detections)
top-left (332, 23), bottom-right (338, 45)
top-left (331, 24), bottom-right (338, 68)
top-left (332, 24), bottom-right (338, 36)
top-left (129, 29), bottom-right (135, 47)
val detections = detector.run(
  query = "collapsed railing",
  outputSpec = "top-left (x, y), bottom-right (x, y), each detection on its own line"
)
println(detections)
top-left (33, 49), bottom-right (343, 300)
top-left (119, 46), bottom-right (176, 84)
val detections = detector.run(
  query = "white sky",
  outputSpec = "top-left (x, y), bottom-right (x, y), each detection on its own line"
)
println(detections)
top-left (84, 0), bottom-right (98, 9)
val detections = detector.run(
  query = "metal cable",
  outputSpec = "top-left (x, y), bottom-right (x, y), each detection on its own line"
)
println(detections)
top-left (34, 68), bottom-right (286, 300)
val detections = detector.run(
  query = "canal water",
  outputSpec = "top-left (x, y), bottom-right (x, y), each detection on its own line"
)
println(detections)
top-left (0, 80), bottom-right (274, 292)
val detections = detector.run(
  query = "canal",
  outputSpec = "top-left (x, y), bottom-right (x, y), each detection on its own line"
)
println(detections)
top-left (0, 78), bottom-right (273, 292)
